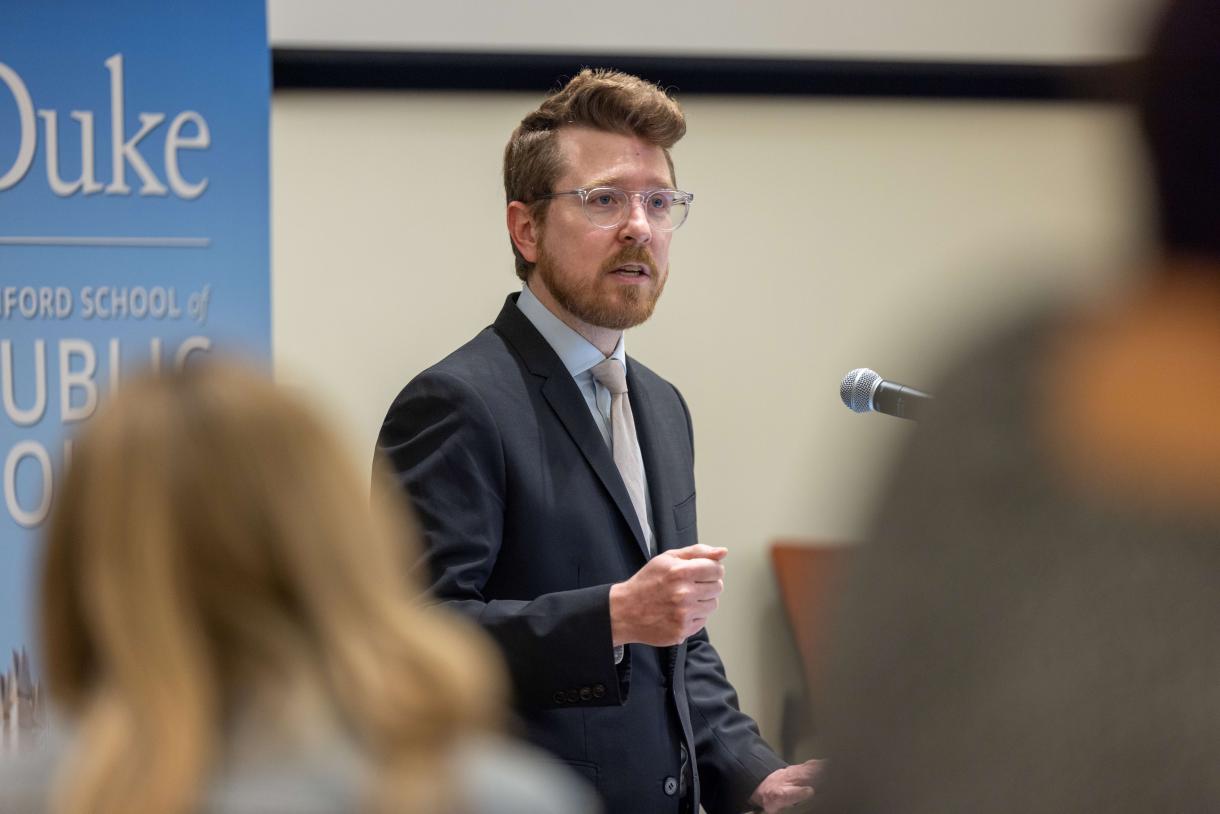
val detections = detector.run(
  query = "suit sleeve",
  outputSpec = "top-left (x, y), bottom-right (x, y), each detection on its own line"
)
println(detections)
top-left (685, 631), bottom-right (786, 814)
top-left (377, 368), bottom-right (628, 711)
top-left (670, 385), bottom-right (786, 814)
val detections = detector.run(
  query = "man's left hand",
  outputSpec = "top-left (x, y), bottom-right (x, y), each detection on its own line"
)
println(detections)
top-left (749, 759), bottom-right (823, 813)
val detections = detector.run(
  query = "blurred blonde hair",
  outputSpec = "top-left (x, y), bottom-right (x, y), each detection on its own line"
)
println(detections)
top-left (39, 362), bottom-right (504, 814)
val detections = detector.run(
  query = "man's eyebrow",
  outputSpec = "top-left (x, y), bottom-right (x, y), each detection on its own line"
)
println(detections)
top-left (583, 176), bottom-right (674, 189)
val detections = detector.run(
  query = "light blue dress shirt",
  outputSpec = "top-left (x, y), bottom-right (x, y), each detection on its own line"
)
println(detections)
top-left (516, 283), bottom-right (623, 450)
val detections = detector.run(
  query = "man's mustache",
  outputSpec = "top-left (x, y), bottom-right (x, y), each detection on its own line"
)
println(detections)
top-left (602, 246), bottom-right (660, 275)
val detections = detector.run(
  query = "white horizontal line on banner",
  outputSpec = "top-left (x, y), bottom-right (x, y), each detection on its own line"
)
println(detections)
top-left (0, 236), bottom-right (212, 248)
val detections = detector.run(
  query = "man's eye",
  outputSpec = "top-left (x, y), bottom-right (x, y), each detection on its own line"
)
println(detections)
top-left (592, 194), bottom-right (617, 207)
top-left (647, 194), bottom-right (672, 210)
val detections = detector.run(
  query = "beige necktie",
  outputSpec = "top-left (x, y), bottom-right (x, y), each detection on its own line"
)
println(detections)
top-left (591, 359), bottom-right (653, 556)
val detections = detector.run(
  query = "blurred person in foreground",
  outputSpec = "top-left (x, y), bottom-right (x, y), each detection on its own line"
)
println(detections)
top-left (0, 363), bottom-right (598, 814)
top-left (377, 68), bottom-right (819, 814)
top-left (811, 1), bottom-right (1220, 812)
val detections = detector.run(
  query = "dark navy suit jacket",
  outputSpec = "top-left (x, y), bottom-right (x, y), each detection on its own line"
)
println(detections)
top-left (377, 294), bottom-right (783, 814)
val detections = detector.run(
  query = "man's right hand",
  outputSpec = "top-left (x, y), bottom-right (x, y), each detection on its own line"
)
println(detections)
top-left (609, 544), bottom-right (728, 647)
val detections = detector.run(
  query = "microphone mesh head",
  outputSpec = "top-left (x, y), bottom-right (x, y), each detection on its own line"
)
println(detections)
top-left (840, 368), bottom-right (880, 413)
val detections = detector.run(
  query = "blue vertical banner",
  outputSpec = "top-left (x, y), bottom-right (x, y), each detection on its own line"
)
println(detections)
top-left (0, 3), bottom-right (270, 663)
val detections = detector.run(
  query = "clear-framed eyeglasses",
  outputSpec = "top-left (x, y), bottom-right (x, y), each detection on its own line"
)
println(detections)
top-left (536, 187), bottom-right (694, 231)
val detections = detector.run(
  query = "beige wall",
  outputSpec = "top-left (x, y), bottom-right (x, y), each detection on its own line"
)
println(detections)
top-left (269, 0), bottom-right (1158, 61)
top-left (271, 90), bottom-right (1147, 747)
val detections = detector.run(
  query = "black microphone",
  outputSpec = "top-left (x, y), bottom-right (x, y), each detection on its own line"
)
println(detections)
top-left (840, 368), bottom-right (932, 421)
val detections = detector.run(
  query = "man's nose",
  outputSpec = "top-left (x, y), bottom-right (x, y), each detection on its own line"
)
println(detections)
top-left (618, 195), bottom-right (652, 244)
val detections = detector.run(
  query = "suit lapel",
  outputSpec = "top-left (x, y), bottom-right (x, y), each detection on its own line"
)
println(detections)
top-left (493, 296), bottom-right (650, 560)
top-left (627, 359), bottom-right (686, 684)
top-left (541, 376), bottom-right (651, 560)
top-left (625, 358), bottom-right (670, 555)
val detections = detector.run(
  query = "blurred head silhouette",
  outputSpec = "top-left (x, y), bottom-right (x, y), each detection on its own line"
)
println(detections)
top-left (1140, 0), bottom-right (1220, 264)
top-left (39, 362), bottom-right (502, 814)
top-left (811, 3), bottom-right (1220, 813)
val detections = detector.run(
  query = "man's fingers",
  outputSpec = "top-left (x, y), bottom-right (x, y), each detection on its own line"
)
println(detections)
top-left (673, 557), bottom-right (724, 582)
top-left (685, 617), bottom-right (707, 637)
top-left (670, 544), bottom-right (728, 561)
top-left (667, 553), bottom-right (725, 582)
top-left (777, 785), bottom-right (815, 809)
top-left (790, 759), bottom-right (823, 784)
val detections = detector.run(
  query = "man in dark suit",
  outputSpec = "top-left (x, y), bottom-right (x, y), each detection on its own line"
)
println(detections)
top-left (377, 69), bottom-right (820, 814)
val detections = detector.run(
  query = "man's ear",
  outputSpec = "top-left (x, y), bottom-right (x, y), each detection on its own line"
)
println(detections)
top-left (506, 201), bottom-right (540, 263)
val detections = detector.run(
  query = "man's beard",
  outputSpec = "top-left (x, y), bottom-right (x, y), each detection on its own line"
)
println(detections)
top-left (535, 243), bottom-right (668, 331)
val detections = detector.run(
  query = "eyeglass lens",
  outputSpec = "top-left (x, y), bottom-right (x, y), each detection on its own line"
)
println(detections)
top-left (584, 188), bottom-right (690, 230)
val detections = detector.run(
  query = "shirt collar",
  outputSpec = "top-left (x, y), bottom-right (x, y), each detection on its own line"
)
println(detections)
top-left (517, 282), bottom-right (626, 377)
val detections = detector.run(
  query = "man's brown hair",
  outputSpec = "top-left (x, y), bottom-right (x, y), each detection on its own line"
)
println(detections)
top-left (503, 68), bottom-right (687, 280)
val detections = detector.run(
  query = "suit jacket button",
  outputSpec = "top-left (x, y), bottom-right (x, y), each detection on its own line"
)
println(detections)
top-left (553, 691), bottom-right (566, 704)
top-left (579, 686), bottom-right (592, 701)
top-left (663, 777), bottom-right (679, 796)
top-left (592, 684), bottom-right (605, 698)
top-left (565, 689), bottom-right (579, 703)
